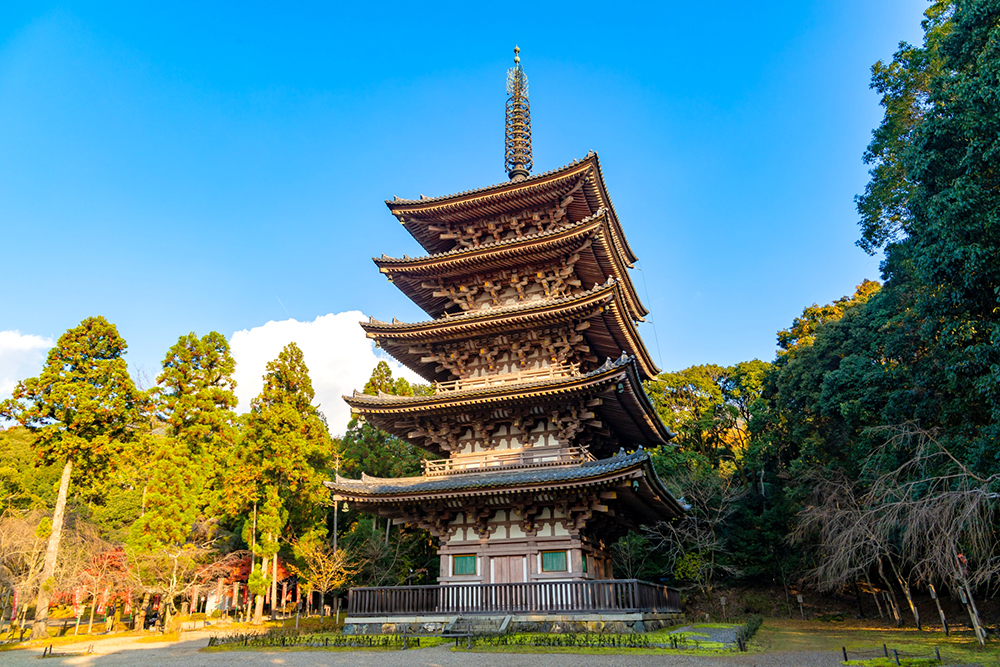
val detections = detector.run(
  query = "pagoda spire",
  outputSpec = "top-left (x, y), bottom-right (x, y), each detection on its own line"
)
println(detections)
top-left (505, 46), bottom-right (532, 182)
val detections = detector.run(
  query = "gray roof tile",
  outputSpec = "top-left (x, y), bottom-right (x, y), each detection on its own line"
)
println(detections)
top-left (325, 448), bottom-right (649, 496)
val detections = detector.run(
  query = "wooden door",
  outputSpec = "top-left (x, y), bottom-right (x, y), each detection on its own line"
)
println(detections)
top-left (492, 556), bottom-right (524, 583)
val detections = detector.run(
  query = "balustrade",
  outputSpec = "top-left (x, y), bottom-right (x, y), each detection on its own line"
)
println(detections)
top-left (347, 580), bottom-right (681, 617)
top-left (433, 363), bottom-right (580, 394)
top-left (423, 445), bottom-right (595, 476)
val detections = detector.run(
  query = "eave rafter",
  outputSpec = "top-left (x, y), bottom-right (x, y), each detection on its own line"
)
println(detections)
top-left (362, 281), bottom-right (660, 383)
top-left (325, 450), bottom-right (686, 530)
top-left (344, 355), bottom-right (672, 458)
top-left (373, 209), bottom-right (648, 322)
top-left (386, 153), bottom-right (639, 266)
top-left (361, 281), bottom-right (660, 382)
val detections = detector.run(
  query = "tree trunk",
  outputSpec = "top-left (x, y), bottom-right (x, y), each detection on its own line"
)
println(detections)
top-left (928, 584), bottom-right (948, 635)
top-left (87, 602), bottom-right (96, 635)
top-left (864, 575), bottom-right (884, 618)
top-left (31, 459), bottom-right (72, 639)
top-left (877, 558), bottom-right (902, 626)
top-left (0, 591), bottom-right (9, 636)
top-left (135, 592), bottom-right (150, 631)
top-left (254, 554), bottom-right (267, 625)
top-left (956, 570), bottom-right (986, 646)
top-left (887, 559), bottom-right (920, 630)
top-left (270, 554), bottom-right (278, 621)
top-left (253, 594), bottom-right (264, 625)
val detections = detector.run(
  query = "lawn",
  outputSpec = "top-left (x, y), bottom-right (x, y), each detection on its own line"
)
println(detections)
top-left (455, 624), bottom-right (744, 656)
top-left (757, 618), bottom-right (1000, 666)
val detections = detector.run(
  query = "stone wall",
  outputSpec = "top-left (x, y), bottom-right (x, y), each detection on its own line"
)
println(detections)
top-left (343, 612), bottom-right (684, 635)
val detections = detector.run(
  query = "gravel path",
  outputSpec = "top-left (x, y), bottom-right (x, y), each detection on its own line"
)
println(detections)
top-left (0, 632), bottom-right (846, 667)
top-left (670, 624), bottom-right (739, 646)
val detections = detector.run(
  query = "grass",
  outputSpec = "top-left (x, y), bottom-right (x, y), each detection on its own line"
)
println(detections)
top-left (455, 644), bottom-right (735, 656)
top-left (203, 636), bottom-right (449, 652)
top-left (456, 628), bottom-right (741, 656)
top-left (8, 615), bottom-right (1000, 662)
top-left (757, 618), bottom-right (1000, 666)
top-left (646, 622), bottom-right (740, 641)
top-left (455, 618), bottom-right (1000, 661)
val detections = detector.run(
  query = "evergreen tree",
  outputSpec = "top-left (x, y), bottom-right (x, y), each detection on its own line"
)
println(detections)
top-left (235, 342), bottom-right (331, 538)
top-left (340, 362), bottom-right (432, 479)
top-left (0, 316), bottom-right (142, 638)
top-left (226, 342), bottom-right (331, 621)
top-left (154, 332), bottom-right (238, 513)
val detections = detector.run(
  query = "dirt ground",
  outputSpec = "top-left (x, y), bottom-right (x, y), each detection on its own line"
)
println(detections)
top-left (0, 630), bottom-right (846, 667)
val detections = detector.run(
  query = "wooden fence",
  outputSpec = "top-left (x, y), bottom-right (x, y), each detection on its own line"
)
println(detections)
top-left (347, 579), bottom-right (681, 617)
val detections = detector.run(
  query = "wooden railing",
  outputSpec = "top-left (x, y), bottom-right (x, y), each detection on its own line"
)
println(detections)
top-left (433, 363), bottom-right (579, 394)
top-left (347, 580), bottom-right (682, 617)
top-left (423, 446), bottom-right (596, 477)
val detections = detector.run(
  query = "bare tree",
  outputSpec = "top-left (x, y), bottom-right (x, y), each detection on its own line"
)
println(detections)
top-left (289, 540), bottom-right (355, 627)
top-left (795, 424), bottom-right (999, 643)
top-left (611, 533), bottom-right (654, 580)
top-left (645, 470), bottom-right (745, 595)
top-left (126, 543), bottom-right (234, 630)
top-left (76, 550), bottom-right (126, 634)
top-left (0, 511), bottom-right (48, 633)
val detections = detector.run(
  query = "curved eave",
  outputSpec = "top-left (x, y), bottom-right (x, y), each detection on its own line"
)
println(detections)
top-left (586, 152), bottom-right (639, 266)
top-left (363, 282), bottom-right (660, 382)
top-left (343, 356), bottom-right (672, 457)
top-left (374, 211), bottom-right (648, 321)
top-left (324, 450), bottom-right (685, 521)
top-left (386, 153), bottom-right (638, 267)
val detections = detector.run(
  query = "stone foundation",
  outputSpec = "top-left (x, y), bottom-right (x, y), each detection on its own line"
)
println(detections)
top-left (343, 612), bottom-right (684, 635)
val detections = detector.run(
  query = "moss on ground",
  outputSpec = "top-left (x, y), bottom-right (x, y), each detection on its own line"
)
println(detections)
top-left (757, 618), bottom-right (1000, 666)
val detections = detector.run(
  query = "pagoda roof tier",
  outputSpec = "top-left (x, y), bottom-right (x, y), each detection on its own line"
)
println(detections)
top-left (325, 449), bottom-right (686, 527)
top-left (386, 152), bottom-right (638, 265)
top-left (373, 208), bottom-right (648, 321)
top-left (344, 355), bottom-right (672, 458)
top-left (362, 279), bottom-right (660, 383)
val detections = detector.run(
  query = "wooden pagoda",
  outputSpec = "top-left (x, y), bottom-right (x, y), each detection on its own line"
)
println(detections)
top-left (327, 50), bottom-right (684, 631)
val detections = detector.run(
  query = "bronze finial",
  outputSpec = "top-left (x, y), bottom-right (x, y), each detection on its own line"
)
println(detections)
top-left (505, 46), bottom-right (532, 182)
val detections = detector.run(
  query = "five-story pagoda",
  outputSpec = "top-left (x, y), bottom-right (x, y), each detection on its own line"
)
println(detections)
top-left (328, 50), bottom-right (683, 600)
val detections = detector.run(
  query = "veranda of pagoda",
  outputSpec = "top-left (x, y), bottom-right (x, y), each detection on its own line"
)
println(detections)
top-left (327, 151), bottom-right (687, 630)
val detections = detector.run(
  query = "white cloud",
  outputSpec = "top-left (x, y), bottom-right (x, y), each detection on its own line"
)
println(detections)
top-left (229, 312), bottom-right (420, 436)
top-left (0, 330), bottom-right (53, 402)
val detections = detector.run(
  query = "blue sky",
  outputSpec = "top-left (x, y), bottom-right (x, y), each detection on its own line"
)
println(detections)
top-left (0, 1), bottom-right (927, 430)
